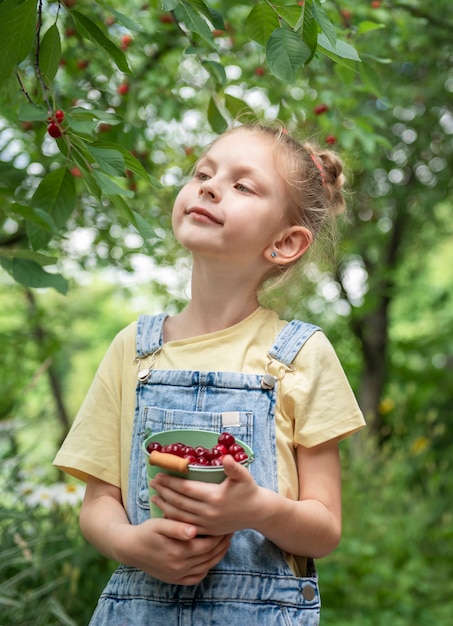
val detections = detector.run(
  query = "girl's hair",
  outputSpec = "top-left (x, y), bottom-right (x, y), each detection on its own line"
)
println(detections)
top-left (213, 122), bottom-right (347, 284)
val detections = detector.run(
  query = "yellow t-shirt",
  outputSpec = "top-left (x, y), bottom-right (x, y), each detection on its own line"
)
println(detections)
top-left (54, 307), bottom-right (365, 572)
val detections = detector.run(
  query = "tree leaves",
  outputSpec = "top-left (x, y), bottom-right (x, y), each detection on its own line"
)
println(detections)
top-left (27, 169), bottom-right (76, 251)
top-left (266, 28), bottom-right (312, 83)
top-left (39, 24), bottom-right (61, 84)
top-left (0, 0), bottom-right (37, 80)
top-left (244, 0), bottom-right (360, 82)
top-left (70, 11), bottom-right (132, 74)
top-left (0, 0), bottom-right (377, 293)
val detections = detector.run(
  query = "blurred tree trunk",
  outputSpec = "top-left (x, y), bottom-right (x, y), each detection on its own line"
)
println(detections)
top-left (346, 192), bottom-right (410, 443)
top-left (25, 289), bottom-right (70, 441)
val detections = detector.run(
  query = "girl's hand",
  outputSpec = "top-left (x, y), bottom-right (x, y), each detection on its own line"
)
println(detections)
top-left (119, 518), bottom-right (232, 585)
top-left (150, 455), bottom-right (261, 536)
top-left (79, 475), bottom-right (231, 586)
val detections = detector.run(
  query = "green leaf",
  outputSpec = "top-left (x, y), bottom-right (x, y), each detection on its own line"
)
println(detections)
top-left (27, 168), bottom-right (76, 250)
top-left (357, 21), bottom-right (386, 36)
top-left (132, 210), bottom-right (157, 240)
top-left (184, 0), bottom-right (220, 27)
top-left (18, 103), bottom-right (48, 122)
top-left (312, 0), bottom-right (337, 48)
top-left (266, 28), bottom-right (311, 82)
top-left (0, 0), bottom-right (37, 80)
top-left (10, 203), bottom-right (59, 233)
top-left (11, 258), bottom-right (68, 294)
top-left (206, 8), bottom-right (225, 31)
top-left (318, 33), bottom-right (361, 62)
top-left (245, 4), bottom-right (279, 47)
top-left (92, 141), bottom-right (162, 187)
top-left (0, 248), bottom-right (59, 266)
top-left (275, 6), bottom-right (303, 30)
top-left (207, 97), bottom-right (228, 134)
top-left (39, 23), bottom-right (61, 84)
top-left (110, 194), bottom-right (136, 223)
top-left (70, 10), bottom-right (132, 74)
top-left (224, 94), bottom-right (256, 122)
top-left (162, 0), bottom-right (179, 10)
top-left (179, 1), bottom-right (213, 44)
top-left (92, 171), bottom-right (134, 197)
top-left (359, 61), bottom-right (382, 96)
top-left (202, 60), bottom-right (227, 87)
top-left (87, 146), bottom-right (125, 177)
top-left (97, 2), bottom-right (145, 32)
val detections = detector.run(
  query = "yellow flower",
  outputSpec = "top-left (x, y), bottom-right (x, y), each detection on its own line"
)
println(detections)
top-left (379, 398), bottom-right (395, 414)
top-left (410, 436), bottom-right (429, 455)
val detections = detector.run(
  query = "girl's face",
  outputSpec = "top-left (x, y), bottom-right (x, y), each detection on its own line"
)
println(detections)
top-left (172, 130), bottom-right (288, 269)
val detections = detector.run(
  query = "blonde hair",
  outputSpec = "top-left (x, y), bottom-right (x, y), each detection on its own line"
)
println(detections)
top-left (209, 122), bottom-right (347, 284)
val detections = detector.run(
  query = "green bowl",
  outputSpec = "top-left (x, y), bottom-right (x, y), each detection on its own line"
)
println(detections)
top-left (142, 429), bottom-right (254, 518)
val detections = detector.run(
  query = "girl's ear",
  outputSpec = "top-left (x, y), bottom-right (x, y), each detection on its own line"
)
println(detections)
top-left (264, 226), bottom-right (313, 265)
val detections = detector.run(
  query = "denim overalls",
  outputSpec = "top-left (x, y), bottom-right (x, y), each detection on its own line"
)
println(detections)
top-left (90, 313), bottom-right (321, 625)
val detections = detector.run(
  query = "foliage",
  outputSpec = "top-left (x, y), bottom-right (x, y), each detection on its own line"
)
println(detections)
top-left (317, 436), bottom-right (453, 626)
top-left (0, 0), bottom-right (368, 292)
top-left (0, 428), bottom-right (115, 626)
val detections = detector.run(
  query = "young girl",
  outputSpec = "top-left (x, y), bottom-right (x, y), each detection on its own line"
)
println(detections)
top-left (54, 123), bottom-right (365, 625)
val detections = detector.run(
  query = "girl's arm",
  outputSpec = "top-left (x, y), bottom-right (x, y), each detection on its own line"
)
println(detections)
top-left (150, 438), bottom-right (342, 559)
top-left (79, 476), bottom-right (232, 585)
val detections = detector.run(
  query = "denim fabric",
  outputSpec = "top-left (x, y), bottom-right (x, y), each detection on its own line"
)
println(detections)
top-left (89, 314), bottom-right (321, 625)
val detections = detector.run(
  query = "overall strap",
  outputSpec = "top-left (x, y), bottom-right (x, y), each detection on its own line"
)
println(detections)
top-left (136, 313), bottom-right (167, 357)
top-left (268, 319), bottom-right (321, 366)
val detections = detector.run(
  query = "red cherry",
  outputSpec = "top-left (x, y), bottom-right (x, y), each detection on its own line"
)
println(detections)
top-left (120, 34), bottom-right (132, 50)
top-left (161, 443), bottom-right (184, 456)
top-left (255, 66), bottom-right (265, 76)
top-left (47, 122), bottom-right (62, 138)
top-left (234, 452), bottom-right (249, 463)
top-left (159, 13), bottom-right (173, 24)
top-left (194, 446), bottom-right (210, 460)
top-left (117, 83), bottom-right (129, 95)
top-left (210, 458), bottom-right (224, 466)
top-left (192, 457), bottom-right (210, 466)
top-left (146, 441), bottom-right (162, 453)
top-left (326, 135), bottom-right (337, 145)
top-left (210, 444), bottom-right (228, 459)
top-left (181, 445), bottom-right (196, 457)
top-left (55, 109), bottom-right (65, 123)
top-left (218, 432), bottom-right (235, 448)
top-left (184, 454), bottom-right (197, 464)
top-left (314, 104), bottom-right (328, 115)
top-left (228, 443), bottom-right (245, 456)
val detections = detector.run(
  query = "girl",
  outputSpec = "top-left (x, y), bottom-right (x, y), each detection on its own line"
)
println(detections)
top-left (54, 123), bottom-right (365, 625)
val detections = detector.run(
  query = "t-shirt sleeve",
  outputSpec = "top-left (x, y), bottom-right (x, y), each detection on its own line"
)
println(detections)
top-left (52, 324), bottom-right (133, 486)
top-left (282, 331), bottom-right (366, 448)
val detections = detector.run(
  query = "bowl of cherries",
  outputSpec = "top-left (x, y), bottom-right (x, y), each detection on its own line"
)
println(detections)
top-left (143, 429), bottom-right (255, 517)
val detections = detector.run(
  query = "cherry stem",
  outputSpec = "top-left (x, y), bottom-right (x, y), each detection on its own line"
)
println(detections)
top-left (16, 72), bottom-right (34, 105)
top-left (34, 0), bottom-right (53, 116)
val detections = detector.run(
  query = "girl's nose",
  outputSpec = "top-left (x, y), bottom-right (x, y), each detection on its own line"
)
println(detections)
top-left (199, 178), bottom-right (218, 200)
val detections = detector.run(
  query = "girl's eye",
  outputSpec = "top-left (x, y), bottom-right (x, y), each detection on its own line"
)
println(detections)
top-left (235, 182), bottom-right (253, 194)
top-left (195, 170), bottom-right (210, 181)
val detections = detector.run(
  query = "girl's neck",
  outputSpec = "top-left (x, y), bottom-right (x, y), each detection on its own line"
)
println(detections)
top-left (164, 262), bottom-right (262, 341)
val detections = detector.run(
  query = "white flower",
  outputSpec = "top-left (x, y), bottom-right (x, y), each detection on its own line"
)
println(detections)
top-left (50, 482), bottom-right (85, 506)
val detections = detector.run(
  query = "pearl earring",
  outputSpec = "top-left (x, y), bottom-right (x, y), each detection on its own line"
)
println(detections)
top-left (271, 251), bottom-right (277, 258)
